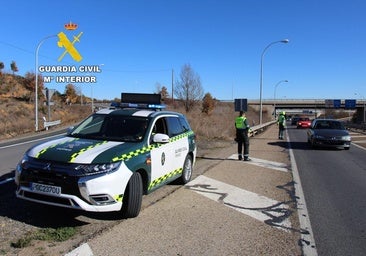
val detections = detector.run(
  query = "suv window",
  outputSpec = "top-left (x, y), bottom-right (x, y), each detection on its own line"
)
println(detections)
top-left (166, 116), bottom-right (190, 137)
top-left (166, 116), bottom-right (186, 137)
top-left (179, 116), bottom-right (191, 132)
top-left (70, 114), bottom-right (148, 142)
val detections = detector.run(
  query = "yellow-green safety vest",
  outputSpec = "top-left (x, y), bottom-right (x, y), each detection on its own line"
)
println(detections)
top-left (235, 116), bottom-right (248, 129)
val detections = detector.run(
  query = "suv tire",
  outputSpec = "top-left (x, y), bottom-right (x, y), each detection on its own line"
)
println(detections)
top-left (178, 155), bottom-right (193, 185)
top-left (121, 172), bottom-right (143, 218)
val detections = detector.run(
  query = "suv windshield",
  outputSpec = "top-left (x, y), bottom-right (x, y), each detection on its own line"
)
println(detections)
top-left (69, 114), bottom-right (149, 142)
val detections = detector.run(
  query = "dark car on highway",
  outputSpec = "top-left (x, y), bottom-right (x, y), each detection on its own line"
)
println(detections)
top-left (307, 119), bottom-right (351, 150)
top-left (291, 116), bottom-right (300, 125)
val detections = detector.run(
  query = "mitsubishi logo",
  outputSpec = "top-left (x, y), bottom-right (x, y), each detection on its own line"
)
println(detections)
top-left (43, 163), bottom-right (52, 171)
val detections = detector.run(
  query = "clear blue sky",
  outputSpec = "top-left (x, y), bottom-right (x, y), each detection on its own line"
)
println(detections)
top-left (1, 0), bottom-right (365, 101)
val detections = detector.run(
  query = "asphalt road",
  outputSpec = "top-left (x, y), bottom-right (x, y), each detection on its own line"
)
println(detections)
top-left (1, 124), bottom-right (304, 255)
top-left (287, 125), bottom-right (366, 256)
top-left (1, 124), bottom-right (365, 255)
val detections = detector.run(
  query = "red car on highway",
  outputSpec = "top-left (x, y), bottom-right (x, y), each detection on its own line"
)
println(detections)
top-left (297, 117), bottom-right (311, 128)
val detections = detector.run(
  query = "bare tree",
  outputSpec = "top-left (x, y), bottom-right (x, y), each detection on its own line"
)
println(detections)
top-left (0, 62), bottom-right (4, 75)
top-left (24, 72), bottom-right (44, 103)
top-left (174, 64), bottom-right (204, 112)
top-left (10, 61), bottom-right (18, 75)
top-left (65, 84), bottom-right (78, 104)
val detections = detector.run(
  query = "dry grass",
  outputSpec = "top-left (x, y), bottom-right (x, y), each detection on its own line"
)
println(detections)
top-left (0, 100), bottom-right (91, 140)
top-left (0, 99), bottom-right (268, 142)
top-left (0, 73), bottom-right (271, 141)
top-left (167, 101), bottom-right (260, 142)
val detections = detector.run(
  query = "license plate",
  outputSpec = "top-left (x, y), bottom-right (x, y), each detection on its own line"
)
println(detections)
top-left (31, 183), bottom-right (61, 195)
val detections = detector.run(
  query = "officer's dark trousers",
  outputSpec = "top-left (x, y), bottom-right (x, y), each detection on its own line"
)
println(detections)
top-left (236, 129), bottom-right (249, 158)
top-left (278, 124), bottom-right (285, 139)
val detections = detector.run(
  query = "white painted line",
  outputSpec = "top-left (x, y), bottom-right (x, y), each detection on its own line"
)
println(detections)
top-left (351, 142), bottom-right (366, 151)
top-left (0, 134), bottom-right (63, 150)
top-left (228, 154), bottom-right (288, 172)
top-left (287, 134), bottom-right (318, 256)
top-left (187, 175), bottom-right (291, 231)
top-left (64, 242), bottom-right (93, 256)
top-left (352, 139), bottom-right (366, 142)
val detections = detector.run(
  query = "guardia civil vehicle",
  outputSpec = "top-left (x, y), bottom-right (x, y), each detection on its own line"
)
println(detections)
top-left (15, 93), bottom-right (196, 218)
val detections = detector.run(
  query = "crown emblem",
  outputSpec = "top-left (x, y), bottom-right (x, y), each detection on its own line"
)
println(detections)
top-left (64, 21), bottom-right (78, 30)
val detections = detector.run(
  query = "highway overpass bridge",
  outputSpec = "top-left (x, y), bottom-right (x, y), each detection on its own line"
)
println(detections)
top-left (245, 99), bottom-right (366, 122)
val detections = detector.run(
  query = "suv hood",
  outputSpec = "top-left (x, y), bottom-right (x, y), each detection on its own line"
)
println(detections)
top-left (27, 136), bottom-right (141, 164)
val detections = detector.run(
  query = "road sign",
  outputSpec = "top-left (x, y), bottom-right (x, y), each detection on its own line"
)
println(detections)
top-left (345, 99), bottom-right (356, 109)
top-left (234, 98), bottom-right (248, 112)
top-left (42, 88), bottom-right (56, 100)
top-left (334, 99), bottom-right (341, 108)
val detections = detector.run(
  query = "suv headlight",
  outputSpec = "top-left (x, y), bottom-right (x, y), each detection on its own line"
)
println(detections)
top-left (15, 154), bottom-right (29, 185)
top-left (75, 162), bottom-right (121, 176)
top-left (341, 135), bottom-right (351, 141)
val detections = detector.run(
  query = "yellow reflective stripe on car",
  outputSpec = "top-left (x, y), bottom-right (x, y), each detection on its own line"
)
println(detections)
top-left (112, 131), bottom-right (193, 162)
top-left (148, 167), bottom-right (183, 191)
top-left (70, 140), bottom-right (108, 163)
top-left (35, 138), bottom-right (79, 159)
top-left (169, 131), bottom-right (194, 142)
top-left (114, 194), bottom-right (123, 202)
top-left (112, 144), bottom-right (158, 162)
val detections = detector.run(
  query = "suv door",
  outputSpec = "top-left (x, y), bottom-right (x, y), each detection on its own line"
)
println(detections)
top-left (148, 115), bottom-right (189, 191)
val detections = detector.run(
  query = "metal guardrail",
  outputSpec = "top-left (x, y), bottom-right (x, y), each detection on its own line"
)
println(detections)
top-left (249, 121), bottom-right (277, 137)
top-left (345, 123), bottom-right (366, 133)
top-left (44, 120), bottom-right (61, 130)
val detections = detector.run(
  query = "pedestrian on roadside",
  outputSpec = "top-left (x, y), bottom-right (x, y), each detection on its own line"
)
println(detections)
top-left (277, 111), bottom-right (286, 140)
top-left (235, 111), bottom-right (251, 161)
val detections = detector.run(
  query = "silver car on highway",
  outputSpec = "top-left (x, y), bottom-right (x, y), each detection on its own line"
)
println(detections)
top-left (307, 119), bottom-right (351, 150)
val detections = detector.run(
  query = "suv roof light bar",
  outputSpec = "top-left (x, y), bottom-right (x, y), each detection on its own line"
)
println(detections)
top-left (119, 102), bottom-right (166, 110)
top-left (121, 93), bottom-right (161, 105)
top-left (109, 93), bottom-right (166, 111)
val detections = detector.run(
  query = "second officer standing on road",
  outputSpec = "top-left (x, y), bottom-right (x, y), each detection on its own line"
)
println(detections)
top-left (277, 111), bottom-right (286, 139)
top-left (235, 111), bottom-right (251, 161)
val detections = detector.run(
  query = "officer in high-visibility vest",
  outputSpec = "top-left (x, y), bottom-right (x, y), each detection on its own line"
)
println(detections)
top-left (277, 111), bottom-right (286, 139)
top-left (235, 111), bottom-right (251, 161)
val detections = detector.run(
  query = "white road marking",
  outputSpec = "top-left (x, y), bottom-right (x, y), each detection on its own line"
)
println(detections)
top-left (287, 134), bottom-right (318, 256)
top-left (0, 134), bottom-right (63, 149)
top-left (228, 154), bottom-right (289, 172)
top-left (64, 242), bottom-right (93, 256)
top-left (187, 175), bottom-right (291, 231)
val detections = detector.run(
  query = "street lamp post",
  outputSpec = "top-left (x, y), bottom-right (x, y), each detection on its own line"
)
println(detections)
top-left (273, 80), bottom-right (288, 118)
top-left (259, 39), bottom-right (289, 125)
top-left (35, 35), bottom-right (57, 132)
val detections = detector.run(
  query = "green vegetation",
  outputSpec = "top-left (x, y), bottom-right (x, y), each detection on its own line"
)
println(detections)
top-left (11, 227), bottom-right (78, 248)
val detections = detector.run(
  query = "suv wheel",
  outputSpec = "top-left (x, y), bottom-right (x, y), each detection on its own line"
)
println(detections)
top-left (178, 155), bottom-right (193, 184)
top-left (121, 172), bottom-right (142, 218)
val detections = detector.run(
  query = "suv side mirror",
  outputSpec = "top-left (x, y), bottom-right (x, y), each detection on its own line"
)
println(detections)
top-left (66, 126), bottom-right (74, 135)
top-left (152, 133), bottom-right (170, 143)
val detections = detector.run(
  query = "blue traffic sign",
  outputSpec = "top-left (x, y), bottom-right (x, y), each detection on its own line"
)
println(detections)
top-left (345, 99), bottom-right (356, 109)
top-left (334, 99), bottom-right (341, 108)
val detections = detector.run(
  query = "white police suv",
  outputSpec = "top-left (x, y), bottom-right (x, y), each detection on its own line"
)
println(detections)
top-left (15, 93), bottom-right (196, 218)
